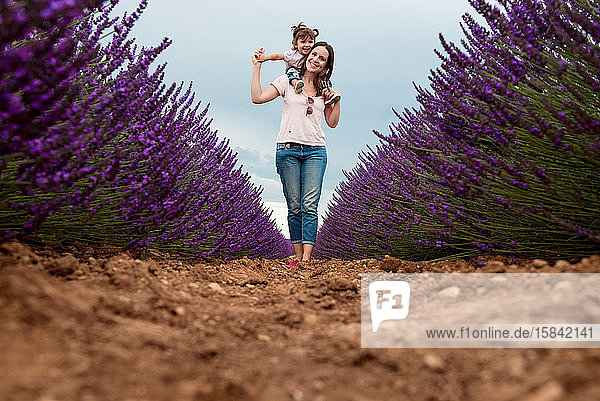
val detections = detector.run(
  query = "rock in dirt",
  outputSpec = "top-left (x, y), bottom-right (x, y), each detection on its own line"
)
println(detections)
top-left (326, 277), bottom-right (356, 292)
top-left (193, 380), bottom-right (253, 401)
top-left (304, 313), bottom-right (318, 325)
top-left (104, 255), bottom-right (136, 273)
top-left (291, 388), bottom-right (304, 401)
top-left (553, 260), bottom-right (572, 270)
top-left (485, 260), bottom-right (506, 272)
top-left (381, 256), bottom-right (403, 272)
top-left (237, 272), bottom-right (268, 286)
top-left (146, 260), bottom-right (160, 275)
top-left (109, 272), bottom-right (134, 289)
top-left (275, 310), bottom-right (304, 328)
top-left (580, 255), bottom-right (600, 268)
top-left (532, 259), bottom-right (549, 269)
top-left (1, 241), bottom-right (29, 256)
top-left (521, 381), bottom-right (564, 401)
top-left (257, 334), bottom-right (272, 342)
top-left (317, 295), bottom-right (336, 309)
top-left (508, 355), bottom-right (526, 377)
top-left (47, 255), bottom-right (78, 276)
top-left (437, 286), bottom-right (460, 298)
top-left (208, 282), bottom-right (226, 294)
top-left (0, 241), bottom-right (41, 266)
top-left (423, 352), bottom-right (445, 372)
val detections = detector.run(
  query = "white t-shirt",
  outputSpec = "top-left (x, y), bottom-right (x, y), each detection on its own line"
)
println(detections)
top-left (283, 49), bottom-right (304, 70)
top-left (270, 75), bottom-right (326, 146)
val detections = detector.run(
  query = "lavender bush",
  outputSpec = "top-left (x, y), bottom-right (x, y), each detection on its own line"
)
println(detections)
top-left (1, 0), bottom-right (291, 258)
top-left (316, 0), bottom-right (600, 260)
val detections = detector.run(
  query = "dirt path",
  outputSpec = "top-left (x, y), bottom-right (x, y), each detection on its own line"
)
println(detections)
top-left (1, 241), bottom-right (600, 401)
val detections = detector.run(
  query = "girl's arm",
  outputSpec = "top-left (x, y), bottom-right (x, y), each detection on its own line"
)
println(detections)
top-left (324, 88), bottom-right (341, 128)
top-left (259, 52), bottom-right (284, 62)
top-left (251, 50), bottom-right (280, 104)
top-left (255, 47), bottom-right (284, 62)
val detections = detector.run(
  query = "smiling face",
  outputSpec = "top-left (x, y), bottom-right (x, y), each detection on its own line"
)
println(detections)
top-left (293, 36), bottom-right (315, 55)
top-left (305, 46), bottom-right (330, 74)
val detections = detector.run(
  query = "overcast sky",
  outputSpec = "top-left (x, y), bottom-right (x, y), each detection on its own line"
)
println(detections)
top-left (110, 0), bottom-right (486, 236)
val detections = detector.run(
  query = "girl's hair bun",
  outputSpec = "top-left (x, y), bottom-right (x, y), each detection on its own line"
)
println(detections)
top-left (290, 22), bottom-right (319, 42)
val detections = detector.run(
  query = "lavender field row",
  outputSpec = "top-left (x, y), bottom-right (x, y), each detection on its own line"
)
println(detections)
top-left (316, 0), bottom-right (600, 260)
top-left (1, 0), bottom-right (290, 258)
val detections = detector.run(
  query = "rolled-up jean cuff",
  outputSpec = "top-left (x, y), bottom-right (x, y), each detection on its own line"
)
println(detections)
top-left (302, 241), bottom-right (315, 245)
top-left (291, 240), bottom-right (302, 244)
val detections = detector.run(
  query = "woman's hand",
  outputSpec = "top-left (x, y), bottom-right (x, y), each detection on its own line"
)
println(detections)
top-left (324, 88), bottom-right (341, 128)
top-left (251, 48), bottom-right (265, 65)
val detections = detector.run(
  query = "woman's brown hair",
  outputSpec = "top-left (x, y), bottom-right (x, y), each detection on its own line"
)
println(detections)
top-left (300, 41), bottom-right (334, 97)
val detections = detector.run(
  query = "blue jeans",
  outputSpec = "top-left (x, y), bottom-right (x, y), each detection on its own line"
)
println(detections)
top-left (275, 143), bottom-right (327, 245)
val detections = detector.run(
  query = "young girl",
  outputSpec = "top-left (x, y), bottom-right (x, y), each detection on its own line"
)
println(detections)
top-left (259, 23), bottom-right (340, 105)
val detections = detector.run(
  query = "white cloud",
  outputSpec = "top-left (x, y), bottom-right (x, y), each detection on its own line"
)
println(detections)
top-left (263, 201), bottom-right (289, 237)
top-left (248, 173), bottom-right (282, 202)
top-left (209, 108), bottom-right (279, 157)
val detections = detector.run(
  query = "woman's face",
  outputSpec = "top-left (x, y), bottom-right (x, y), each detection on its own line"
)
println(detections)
top-left (305, 46), bottom-right (329, 74)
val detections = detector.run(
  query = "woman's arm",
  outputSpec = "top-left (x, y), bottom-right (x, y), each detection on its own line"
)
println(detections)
top-left (251, 50), bottom-right (280, 104)
top-left (324, 88), bottom-right (341, 128)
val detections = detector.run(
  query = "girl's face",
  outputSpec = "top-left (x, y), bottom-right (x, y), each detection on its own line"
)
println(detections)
top-left (305, 46), bottom-right (329, 74)
top-left (295, 36), bottom-right (315, 55)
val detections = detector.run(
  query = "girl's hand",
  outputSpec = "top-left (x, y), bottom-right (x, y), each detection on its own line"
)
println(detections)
top-left (324, 88), bottom-right (341, 102)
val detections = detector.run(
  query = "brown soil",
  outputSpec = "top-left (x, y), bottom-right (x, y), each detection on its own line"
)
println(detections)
top-left (1, 240), bottom-right (600, 401)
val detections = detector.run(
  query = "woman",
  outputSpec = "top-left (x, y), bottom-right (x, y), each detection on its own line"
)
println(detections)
top-left (251, 41), bottom-right (341, 266)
